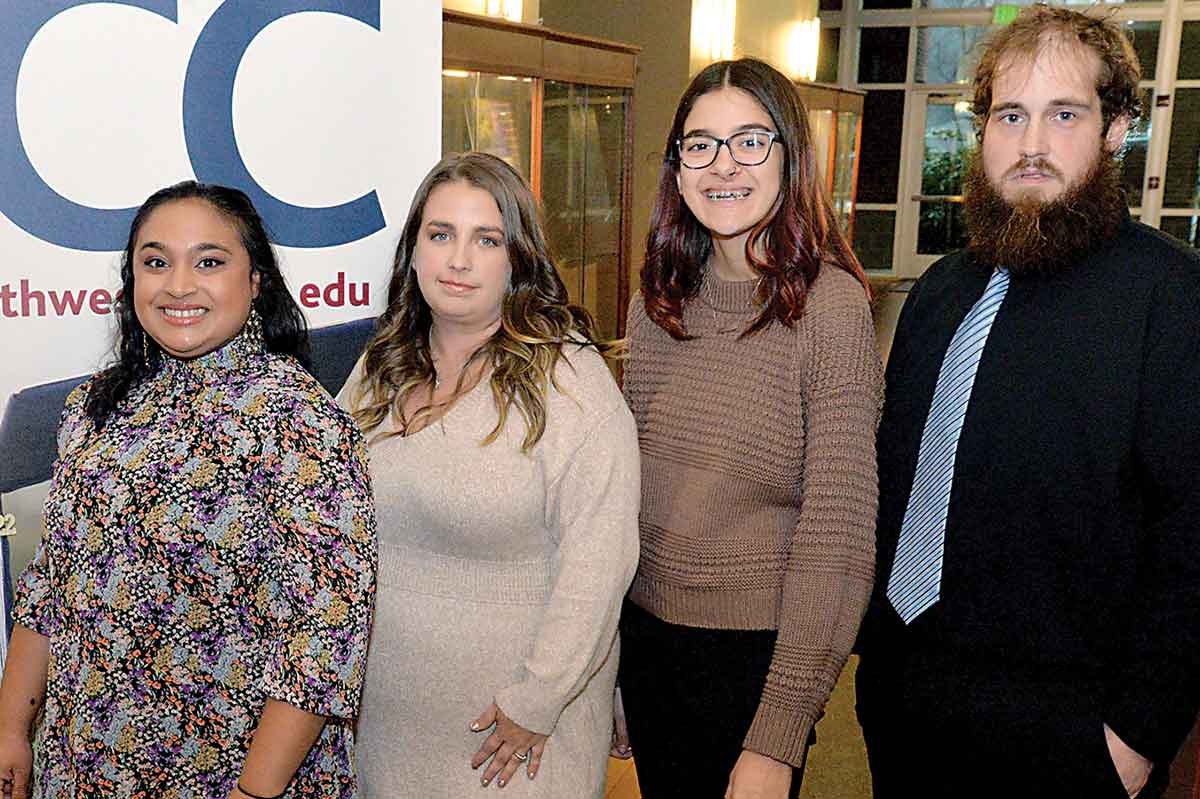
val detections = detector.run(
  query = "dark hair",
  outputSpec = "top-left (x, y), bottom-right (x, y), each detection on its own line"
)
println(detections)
top-left (350, 152), bottom-right (619, 452)
top-left (972, 5), bottom-right (1142, 135)
top-left (642, 57), bottom-right (869, 340)
top-left (84, 181), bottom-right (309, 428)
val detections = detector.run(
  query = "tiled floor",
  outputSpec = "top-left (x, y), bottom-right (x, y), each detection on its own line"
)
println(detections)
top-left (604, 757), bottom-right (640, 799)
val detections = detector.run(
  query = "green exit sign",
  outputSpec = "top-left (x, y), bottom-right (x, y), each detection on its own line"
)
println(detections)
top-left (992, 5), bottom-right (1020, 25)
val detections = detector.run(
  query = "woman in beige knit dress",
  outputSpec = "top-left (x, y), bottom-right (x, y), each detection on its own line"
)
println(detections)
top-left (339, 152), bottom-right (639, 798)
top-left (618, 58), bottom-right (883, 799)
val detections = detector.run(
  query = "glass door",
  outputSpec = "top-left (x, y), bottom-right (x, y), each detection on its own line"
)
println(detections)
top-left (898, 91), bottom-right (975, 276)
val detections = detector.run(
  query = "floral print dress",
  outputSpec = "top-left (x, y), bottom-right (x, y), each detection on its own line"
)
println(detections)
top-left (12, 332), bottom-right (377, 799)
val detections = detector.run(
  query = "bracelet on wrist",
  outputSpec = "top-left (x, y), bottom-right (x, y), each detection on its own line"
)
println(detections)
top-left (237, 782), bottom-right (285, 799)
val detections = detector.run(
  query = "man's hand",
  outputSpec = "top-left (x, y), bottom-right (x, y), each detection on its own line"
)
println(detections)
top-left (724, 749), bottom-right (791, 799)
top-left (1104, 723), bottom-right (1152, 797)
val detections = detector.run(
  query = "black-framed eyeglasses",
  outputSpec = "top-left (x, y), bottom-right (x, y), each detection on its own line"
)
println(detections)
top-left (675, 130), bottom-right (782, 169)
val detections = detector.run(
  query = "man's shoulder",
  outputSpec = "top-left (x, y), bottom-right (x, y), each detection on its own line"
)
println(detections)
top-left (907, 249), bottom-right (981, 300)
top-left (1103, 219), bottom-right (1200, 278)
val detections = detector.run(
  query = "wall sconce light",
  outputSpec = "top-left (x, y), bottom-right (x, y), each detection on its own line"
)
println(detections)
top-left (485, 0), bottom-right (523, 23)
top-left (691, 0), bottom-right (737, 64)
top-left (786, 17), bottom-right (821, 82)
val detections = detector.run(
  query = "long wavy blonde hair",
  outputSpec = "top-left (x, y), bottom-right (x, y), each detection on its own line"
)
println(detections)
top-left (350, 152), bottom-right (620, 452)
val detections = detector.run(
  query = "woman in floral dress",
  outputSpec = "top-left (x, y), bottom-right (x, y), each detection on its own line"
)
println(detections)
top-left (0, 182), bottom-right (377, 799)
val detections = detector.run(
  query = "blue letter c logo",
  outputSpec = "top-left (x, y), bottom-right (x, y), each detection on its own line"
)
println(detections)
top-left (0, 1), bottom-right (385, 251)
top-left (183, 0), bottom-right (385, 248)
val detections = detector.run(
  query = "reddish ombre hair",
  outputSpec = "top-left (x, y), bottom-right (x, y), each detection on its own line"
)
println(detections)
top-left (643, 57), bottom-right (869, 340)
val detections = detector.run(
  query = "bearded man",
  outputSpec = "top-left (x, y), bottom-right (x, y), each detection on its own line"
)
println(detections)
top-left (855, 7), bottom-right (1200, 798)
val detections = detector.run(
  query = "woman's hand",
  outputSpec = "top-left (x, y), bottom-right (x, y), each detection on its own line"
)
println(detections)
top-left (724, 749), bottom-right (792, 799)
top-left (0, 730), bottom-right (33, 799)
top-left (470, 702), bottom-right (548, 788)
top-left (610, 684), bottom-right (631, 759)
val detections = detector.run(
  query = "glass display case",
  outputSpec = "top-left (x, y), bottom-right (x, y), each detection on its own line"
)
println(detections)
top-left (442, 11), bottom-right (638, 339)
top-left (796, 82), bottom-right (864, 238)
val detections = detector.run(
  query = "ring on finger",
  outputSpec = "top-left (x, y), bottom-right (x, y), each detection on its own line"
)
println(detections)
top-left (513, 749), bottom-right (530, 762)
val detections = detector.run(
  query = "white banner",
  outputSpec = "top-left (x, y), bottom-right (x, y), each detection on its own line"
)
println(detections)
top-left (0, 0), bottom-right (442, 408)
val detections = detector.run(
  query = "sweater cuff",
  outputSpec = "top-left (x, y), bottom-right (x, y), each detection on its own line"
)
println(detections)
top-left (743, 703), bottom-right (816, 768)
top-left (494, 679), bottom-right (563, 737)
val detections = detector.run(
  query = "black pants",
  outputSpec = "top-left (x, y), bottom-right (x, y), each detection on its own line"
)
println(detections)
top-left (856, 652), bottom-right (1170, 799)
top-left (618, 601), bottom-right (810, 799)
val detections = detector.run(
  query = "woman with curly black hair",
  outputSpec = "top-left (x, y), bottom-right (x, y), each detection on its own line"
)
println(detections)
top-left (0, 182), bottom-right (377, 799)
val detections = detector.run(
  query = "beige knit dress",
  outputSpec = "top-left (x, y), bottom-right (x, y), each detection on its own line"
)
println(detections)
top-left (339, 346), bottom-right (639, 799)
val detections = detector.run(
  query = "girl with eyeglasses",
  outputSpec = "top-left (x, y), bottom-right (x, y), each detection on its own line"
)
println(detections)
top-left (616, 57), bottom-right (883, 799)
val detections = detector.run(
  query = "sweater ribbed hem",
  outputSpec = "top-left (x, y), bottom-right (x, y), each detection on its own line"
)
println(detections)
top-left (743, 702), bottom-right (817, 768)
top-left (627, 580), bottom-right (780, 631)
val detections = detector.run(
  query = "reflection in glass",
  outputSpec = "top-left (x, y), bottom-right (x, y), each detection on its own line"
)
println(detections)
top-left (852, 210), bottom-right (896, 271)
top-left (809, 110), bottom-right (835, 188)
top-left (833, 110), bottom-right (860, 233)
top-left (919, 98), bottom-right (975, 256)
top-left (1164, 88), bottom-right (1200, 208)
top-left (921, 99), bottom-right (975, 196)
top-left (540, 82), bottom-right (629, 339)
top-left (916, 26), bottom-right (989, 84)
top-left (918, 201), bottom-right (968, 254)
top-left (1160, 216), bottom-right (1200, 248)
top-left (442, 72), bottom-right (534, 179)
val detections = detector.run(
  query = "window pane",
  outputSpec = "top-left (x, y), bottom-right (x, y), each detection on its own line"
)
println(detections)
top-left (858, 90), bottom-right (905, 203)
top-left (915, 26), bottom-right (989, 84)
top-left (853, 210), bottom-right (896, 270)
top-left (832, 111), bottom-right (860, 232)
top-left (918, 97), bottom-right (973, 256)
top-left (863, 0), bottom-right (910, 10)
top-left (1179, 22), bottom-right (1200, 80)
top-left (858, 27), bottom-right (910, 84)
top-left (918, 202), bottom-right (967, 254)
top-left (817, 27), bottom-right (840, 83)
top-left (820, 0), bottom-right (842, 10)
top-left (1126, 21), bottom-right (1158, 81)
top-left (921, 99), bottom-right (975, 196)
top-left (1160, 217), bottom-right (1200, 248)
top-left (1164, 88), bottom-right (1200, 208)
top-left (1121, 88), bottom-right (1152, 207)
top-left (442, 72), bottom-right (534, 179)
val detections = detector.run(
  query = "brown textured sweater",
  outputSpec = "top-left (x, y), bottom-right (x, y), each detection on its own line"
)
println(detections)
top-left (623, 264), bottom-right (883, 767)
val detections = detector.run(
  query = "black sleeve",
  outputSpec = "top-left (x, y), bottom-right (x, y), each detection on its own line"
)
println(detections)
top-left (1105, 265), bottom-right (1200, 764)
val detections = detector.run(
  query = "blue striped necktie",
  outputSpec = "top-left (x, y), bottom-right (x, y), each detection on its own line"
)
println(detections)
top-left (887, 268), bottom-right (1010, 624)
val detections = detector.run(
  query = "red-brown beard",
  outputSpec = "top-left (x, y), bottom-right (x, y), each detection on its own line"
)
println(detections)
top-left (962, 147), bottom-right (1127, 276)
